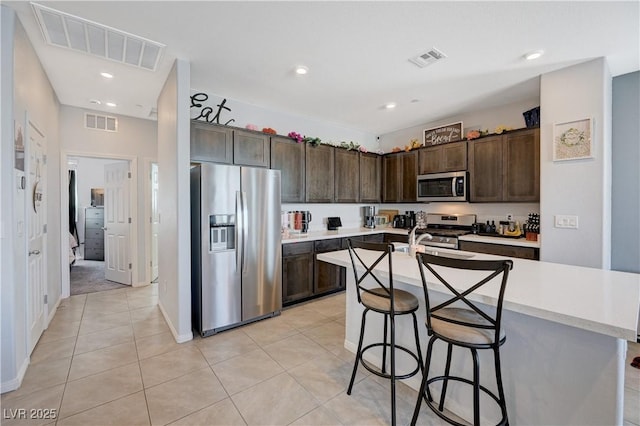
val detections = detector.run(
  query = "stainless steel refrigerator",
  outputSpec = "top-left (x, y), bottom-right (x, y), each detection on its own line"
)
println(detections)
top-left (190, 163), bottom-right (282, 336)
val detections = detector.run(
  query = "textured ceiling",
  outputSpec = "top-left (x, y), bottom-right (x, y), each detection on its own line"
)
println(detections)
top-left (7, 1), bottom-right (640, 135)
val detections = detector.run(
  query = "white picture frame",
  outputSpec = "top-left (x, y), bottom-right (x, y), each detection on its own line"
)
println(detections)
top-left (553, 118), bottom-right (593, 161)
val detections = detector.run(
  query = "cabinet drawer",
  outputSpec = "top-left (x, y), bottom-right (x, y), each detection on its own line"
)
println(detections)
top-left (314, 238), bottom-right (341, 253)
top-left (84, 248), bottom-right (104, 260)
top-left (85, 220), bottom-right (104, 229)
top-left (85, 228), bottom-right (103, 239)
top-left (283, 241), bottom-right (314, 257)
top-left (85, 208), bottom-right (104, 218)
top-left (84, 238), bottom-right (104, 249)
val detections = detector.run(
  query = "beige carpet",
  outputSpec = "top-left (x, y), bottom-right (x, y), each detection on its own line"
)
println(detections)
top-left (70, 259), bottom-right (129, 295)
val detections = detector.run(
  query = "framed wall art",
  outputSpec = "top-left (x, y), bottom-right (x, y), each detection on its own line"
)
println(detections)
top-left (553, 117), bottom-right (593, 161)
top-left (424, 121), bottom-right (463, 146)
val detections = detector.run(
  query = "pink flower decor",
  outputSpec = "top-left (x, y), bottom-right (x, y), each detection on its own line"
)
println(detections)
top-left (288, 131), bottom-right (303, 143)
top-left (246, 123), bottom-right (258, 131)
top-left (358, 145), bottom-right (368, 153)
top-left (466, 130), bottom-right (480, 140)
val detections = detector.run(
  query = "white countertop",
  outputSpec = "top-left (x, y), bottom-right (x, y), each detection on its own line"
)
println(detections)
top-left (317, 249), bottom-right (640, 341)
top-left (459, 233), bottom-right (541, 248)
top-left (282, 226), bottom-right (407, 244)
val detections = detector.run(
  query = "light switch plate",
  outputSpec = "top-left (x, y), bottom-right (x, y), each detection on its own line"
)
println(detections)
top-left (554, 215), bottom-right (579, 229)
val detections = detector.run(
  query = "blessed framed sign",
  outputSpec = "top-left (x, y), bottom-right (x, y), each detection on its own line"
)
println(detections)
top-left (424, 121), bottom-right (463, 146)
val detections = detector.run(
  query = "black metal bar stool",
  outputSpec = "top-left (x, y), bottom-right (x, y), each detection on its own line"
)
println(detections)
top-left (412, 253), bottom-right (513, 426)
top-left (346, 239), bottom-right (423, 426)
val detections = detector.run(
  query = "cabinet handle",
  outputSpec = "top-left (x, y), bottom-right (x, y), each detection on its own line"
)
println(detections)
top-left (29, 250), bottom-right (41, 256)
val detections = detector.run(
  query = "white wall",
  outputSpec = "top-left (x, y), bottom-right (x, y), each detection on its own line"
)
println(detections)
top-left (611, 71), bottom-right (640, 273)
top-left (540, 58), bottom-right (611, 268)
top-left (68, 156), bottom-right (127, 258)
top-left (377, 98), bottom-right (540, 152)
top-left (158, 60), bottom-right (192, 342)
top-left (60, 106), bottom-right (156, 283)
top-left (2, 9), bottom-right (61, 393)
top-left (190, 89), bottom-right (379, 151)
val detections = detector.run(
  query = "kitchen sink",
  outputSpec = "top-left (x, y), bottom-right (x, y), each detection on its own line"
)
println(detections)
top-left (392, 243), bottom-right (475, 260)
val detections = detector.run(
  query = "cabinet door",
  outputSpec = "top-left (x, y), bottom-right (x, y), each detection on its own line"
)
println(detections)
top-left (418, 146), bottom-right (441, 175)
top-left (441, 142), bottom-right (468, 172)
top-left (306, 144), bottom-right (335, 203)
top-left (270, 136), bottom-right (305, 202)
top-left (504, 128), bottom-right (540, 202)
top-left (334, 149), bottom-right (360, 203)
top-left (382, 155), bottom-right (401, 202)
top-left (190, 121), bottom-right (233, 163)
top-left (468, 136), bottom-right (503, 202)
top-left (459, 240), bottom-right (539, 260)
top-left (233, 129), bottom-right (270, 167)
top-left (282, 242), bottom-right (314, 305)
top-left (400, 151), bottom-right (418, 202)
top-left (359, 153), bottom-right (381, 203)
top-left (314, 239), bottom-right (345, 295)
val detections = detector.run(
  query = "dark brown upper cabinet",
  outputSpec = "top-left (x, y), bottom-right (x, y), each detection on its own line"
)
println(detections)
top-left (382, 150), bottom-right (418, 203)
top-left (270, 136), bottom-right (306, 203)
top-left (359, 152), bottom-right (382, 203)
top-left (418, 141), bottom-right (467, 174)
top-left (305, 144), bottom-right (335, 203)
top-left (233, 129), bottom-right (270, 168)
top-left (334, 149), bottom-right (360, 203)
top-left (468, 128), bottom-right (539, 202)
top-left (190, 120), bottom-right (233, 164)
top-left (190, 121), bottom-right (270, 167)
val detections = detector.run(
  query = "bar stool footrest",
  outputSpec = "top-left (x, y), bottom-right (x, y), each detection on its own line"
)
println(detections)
top-left (423, 375), bottom-right (508, 426)
top-left (360, 342), bottom-right (421, 381)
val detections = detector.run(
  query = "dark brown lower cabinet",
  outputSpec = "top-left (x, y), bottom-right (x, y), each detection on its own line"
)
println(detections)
top-left (459, 240), bottom-right (539, 260)
top-left (282, 242), bottom-right (314, 305)
top-left (314, 239), bottom-right (345, 295)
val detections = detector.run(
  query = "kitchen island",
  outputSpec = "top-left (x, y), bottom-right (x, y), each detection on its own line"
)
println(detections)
top-left (317, 248), bottom-right (640, 425)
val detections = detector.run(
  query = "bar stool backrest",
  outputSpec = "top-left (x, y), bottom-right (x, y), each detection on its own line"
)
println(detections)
top-left (347, 239), bottom-right (396, 313)
top-left (416, 253), bottom-right (513, 346)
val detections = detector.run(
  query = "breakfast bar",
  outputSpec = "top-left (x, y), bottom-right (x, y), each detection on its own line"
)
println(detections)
top-left (317, 248), bottom-right (640, 425)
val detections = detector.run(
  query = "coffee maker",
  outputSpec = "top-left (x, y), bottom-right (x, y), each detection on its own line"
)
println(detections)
top-left (362, 206), bottom-right (376, 228)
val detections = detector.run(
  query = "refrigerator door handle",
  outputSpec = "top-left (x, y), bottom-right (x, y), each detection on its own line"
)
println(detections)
top-left (241, 191), bottom-right (249, 274)
top-left (236, 191), bottom-right (243, 272)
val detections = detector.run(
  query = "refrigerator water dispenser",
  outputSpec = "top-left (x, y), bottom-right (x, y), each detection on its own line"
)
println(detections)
top-left (209, 214), bottom-right (235, 252)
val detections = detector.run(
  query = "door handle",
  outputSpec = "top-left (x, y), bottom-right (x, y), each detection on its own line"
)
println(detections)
top-left (29, 250), bottom-right (40, 256)
top-left (101, 227), bottom-right (107, 231)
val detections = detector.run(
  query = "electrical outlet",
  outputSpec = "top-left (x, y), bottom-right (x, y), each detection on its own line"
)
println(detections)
top-left (506, 214), bottom-right (513, 221)
top-left (554, 215), bottom-right (579, 229)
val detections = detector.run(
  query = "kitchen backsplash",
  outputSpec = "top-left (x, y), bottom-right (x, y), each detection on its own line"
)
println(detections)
top-left (282, 202), bottom-right (540, 232)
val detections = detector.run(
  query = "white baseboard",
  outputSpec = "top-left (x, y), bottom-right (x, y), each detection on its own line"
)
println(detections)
top-left (158, 301), bottom-right (193, 343)
top-left (0, 357), bottom-right (29, 394)
top-left (46, 297), bottom-right (61, 327)
top-left (132, 281), bottom-right (148, 288)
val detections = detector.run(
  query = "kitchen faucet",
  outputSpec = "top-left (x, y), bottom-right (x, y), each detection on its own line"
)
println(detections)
top-left (408, 225), bottom-right (433, 255)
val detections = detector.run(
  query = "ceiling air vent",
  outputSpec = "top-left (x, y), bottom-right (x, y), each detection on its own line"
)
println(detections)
top-left (31, 2), bottom-right (165, 71)
top-left (409, 47), bottom-right (448, 68)
top-left (85, 113), bottom-right (117, 132)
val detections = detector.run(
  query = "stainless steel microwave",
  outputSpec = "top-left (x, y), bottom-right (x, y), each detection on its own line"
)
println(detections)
top-left (417, 171), bottom-right (468, 202)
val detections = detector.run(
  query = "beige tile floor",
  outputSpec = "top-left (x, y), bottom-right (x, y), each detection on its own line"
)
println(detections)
top-left (1, 284), bottom-right (639, 426)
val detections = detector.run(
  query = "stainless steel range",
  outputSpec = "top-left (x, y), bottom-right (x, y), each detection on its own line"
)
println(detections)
top-left (417, 213), bottom-right (476, 249)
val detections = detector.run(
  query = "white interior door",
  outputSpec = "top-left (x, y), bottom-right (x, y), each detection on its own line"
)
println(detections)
top-left (151, 163), bottom-right (159, 281)
top-left (104, 162), bottom-right (131, 285)
top-left (27, 121), bottom-right (47, 354)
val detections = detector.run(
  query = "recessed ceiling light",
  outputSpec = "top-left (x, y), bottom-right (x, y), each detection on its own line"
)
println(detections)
top-left (105, 102), bottom-right (117, 107)
top-left (524, 50), bottom-right (544, 61)
top-left (100, 72), bottom-right (114, 79)
top-left (385, 102), bottom-right (397, 109)
top-left (295, 66), bottom-right (309, 75)
top-left (89, 99), bottom-right (101, 105)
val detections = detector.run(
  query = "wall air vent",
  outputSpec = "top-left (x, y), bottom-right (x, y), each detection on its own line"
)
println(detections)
top-left (409, 47), bottom-right (448, 68)
top-left (31, 2), bottom-right (165, 71)
top-left (85, 113), bottom-right (117, 132)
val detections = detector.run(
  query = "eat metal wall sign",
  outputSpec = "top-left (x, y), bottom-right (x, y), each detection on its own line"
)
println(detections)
top-left (423, 121), bottom-right (463, 145)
